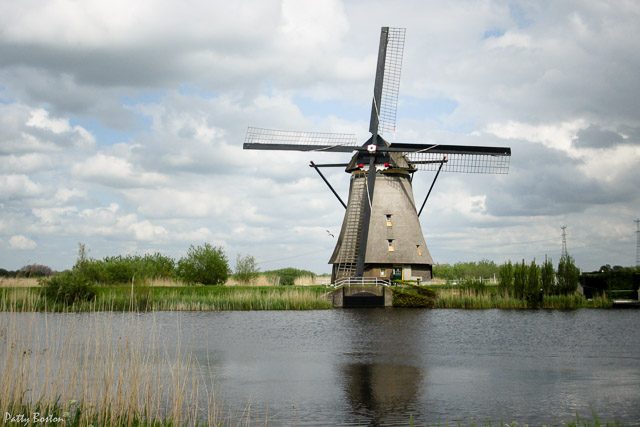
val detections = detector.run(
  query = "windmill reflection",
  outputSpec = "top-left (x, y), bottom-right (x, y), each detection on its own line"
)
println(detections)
top-left (341, 361), bottom-right (422, 425)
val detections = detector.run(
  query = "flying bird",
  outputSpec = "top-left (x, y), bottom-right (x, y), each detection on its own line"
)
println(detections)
top-left (326, 230), bottom-right (335, 238)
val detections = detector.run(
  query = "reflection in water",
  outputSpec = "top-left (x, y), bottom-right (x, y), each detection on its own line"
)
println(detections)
top-left (337, 308), bottom-right (427, 425)
top-left (342, 362), bottom-right (422, 425)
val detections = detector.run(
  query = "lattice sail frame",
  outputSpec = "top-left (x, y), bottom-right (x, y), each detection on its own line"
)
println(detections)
top-left (244, 127), bottom-right (358, 150)
top-left (406, 151), bottom-right (510, 174)
top-left (378, 27), bottom-right (405, 136)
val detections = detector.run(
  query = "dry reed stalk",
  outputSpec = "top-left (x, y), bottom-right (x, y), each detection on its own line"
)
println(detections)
top-left (0, 277), bottom-right (39, 287)
top-left (147, 278), bottom-right (190, 287)
top-left (224, 274), bottom-right (281, 287)
top-left (293, 275), bottom-right (318, 287)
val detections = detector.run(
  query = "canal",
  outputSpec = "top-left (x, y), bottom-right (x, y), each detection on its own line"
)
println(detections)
top-left (3, 308), bottom-right (639, 425)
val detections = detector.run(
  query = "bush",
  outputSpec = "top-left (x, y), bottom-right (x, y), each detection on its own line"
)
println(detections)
top-left (40, 272), bottom-right (96, 304)
top-left (177, 244), bottom-right (230, 285)
top-left (392, 287), bottom-right (435, 307)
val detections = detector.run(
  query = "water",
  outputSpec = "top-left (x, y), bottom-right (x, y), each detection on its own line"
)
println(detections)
top-left (5, 309), bottom-right (640, 425)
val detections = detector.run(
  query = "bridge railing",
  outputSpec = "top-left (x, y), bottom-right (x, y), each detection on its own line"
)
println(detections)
top-left (331, 277), bottom-right (394, 288)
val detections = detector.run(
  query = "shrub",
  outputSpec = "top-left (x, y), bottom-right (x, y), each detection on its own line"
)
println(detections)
top-left (177, 244), bottom-right (230, 285)
top-left (392, 288), bottom-right (435, 307)
top-left (40, 272), bottom-right (96, 304)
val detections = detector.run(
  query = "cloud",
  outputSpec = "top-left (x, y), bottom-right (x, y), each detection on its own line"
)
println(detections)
top-left (72, 152), bottom-right (167, 188)
top-left (572, 125), bottom-right (625, 149)
top-left (0, 0), bottom-right (639, 273)
top-left (9, 235), bottom-right (37, 250)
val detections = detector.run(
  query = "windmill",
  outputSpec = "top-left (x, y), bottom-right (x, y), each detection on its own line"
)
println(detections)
top-left (244, 27), bottom-right (511, 283)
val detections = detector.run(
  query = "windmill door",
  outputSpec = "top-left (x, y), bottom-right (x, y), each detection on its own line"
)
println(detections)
top-left (392, 266), bottom-right (403, 280)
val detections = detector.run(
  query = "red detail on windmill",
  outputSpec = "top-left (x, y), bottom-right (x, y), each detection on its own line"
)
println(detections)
top-left (384, 163), bottom-right (389, 167)
top-left (358, 164), bottom-right (364, 169)
top-left (367, 144), bottom-right (377, 153)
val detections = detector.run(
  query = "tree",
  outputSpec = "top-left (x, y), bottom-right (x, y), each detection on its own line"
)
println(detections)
top-left (512, 259), bottom-right (528, 299)
top-left (235, 253), bottom-right (260, 284)
top-left (498, 261), bottom-right (513, 296)
top-left (541, 255), bottom-right (555, 295)
top-left (557, 254), bottom-right (580, 294)
top-left (20, 264), bottom-right (53, 277)
top-left (177, 244), bottom-right (230, 285)
top-left (525, 259), bottom-right (541, 307)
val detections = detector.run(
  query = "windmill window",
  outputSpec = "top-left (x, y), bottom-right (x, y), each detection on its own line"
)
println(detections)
top-left (380, 268), bottom-right (386, 277)
top-left (417, 245), bottom-right (422, 256)
top-left (386, 215), bottom-right (392, 227)
top-left (387, 240), bottom-right (394, 251)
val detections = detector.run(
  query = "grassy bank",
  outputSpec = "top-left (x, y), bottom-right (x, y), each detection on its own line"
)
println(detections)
top-left (1, 285), bottom-right (333, 312)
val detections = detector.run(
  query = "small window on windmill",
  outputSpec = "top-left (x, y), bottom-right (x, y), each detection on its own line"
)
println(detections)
top-left (380, 268), bottom-right (386, 277)
top-left (386, 214), bottom-right (392, 227)
top-left (416, 245), bottom-right (422, 256)
top-left (387, 240), bottom-right (394, 251)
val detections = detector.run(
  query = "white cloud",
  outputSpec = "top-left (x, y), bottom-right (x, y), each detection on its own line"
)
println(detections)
top-left (72, 153), bottom-right (166, 188)
top-left (26, 108), bottom-right (72, 133)
top-left (0, 175), bottom-right (44, 200)
top-left (9, 235), bottom-right (37, 250)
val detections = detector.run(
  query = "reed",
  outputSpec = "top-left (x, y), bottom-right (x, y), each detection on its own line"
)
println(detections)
top-left (0, 310), bottom-right (239, 425)
top-left (0, 277), bottom-right (38, 287)
top-left (223, 274), bottom-right (281, 287)
top-left (432, 288), bottom-right (612, 309)
top-left (0, 286), bottom-right (332, 312)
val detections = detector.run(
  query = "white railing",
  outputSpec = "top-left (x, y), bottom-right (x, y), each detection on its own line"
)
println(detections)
top-left (331, 277), bottom-right (394, 288)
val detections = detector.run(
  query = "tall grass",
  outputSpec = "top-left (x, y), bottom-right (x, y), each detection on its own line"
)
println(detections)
top-left (432, 288), bottom-right (612, 309)
top-left (0, 311), bottom-right (237, 425)
top-left (0, 286), bottom-right (332, 312)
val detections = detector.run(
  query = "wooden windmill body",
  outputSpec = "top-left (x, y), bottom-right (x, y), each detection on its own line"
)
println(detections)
top-left (244, 27), bottom-right (511, 283)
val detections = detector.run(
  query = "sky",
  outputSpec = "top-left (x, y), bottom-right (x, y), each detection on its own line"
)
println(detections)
top-left (1, 0), bottom-right (639, 274)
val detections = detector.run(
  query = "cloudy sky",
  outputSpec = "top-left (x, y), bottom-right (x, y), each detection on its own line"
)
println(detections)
top-left (1, 0), bottom-right (639, 274)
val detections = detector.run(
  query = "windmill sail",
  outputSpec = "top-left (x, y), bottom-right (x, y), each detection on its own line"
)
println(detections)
top-left (370, 27), bottom-right (406, 136)
top-left (243, 127), bottom-right (358, 152)
top-left (388, 143), bottom-right (512, 174)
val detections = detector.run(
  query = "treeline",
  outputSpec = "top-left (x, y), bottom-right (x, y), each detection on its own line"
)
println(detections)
top-left (39, 243), bottom-right (317, 287)
top-left (0, 264), bottom-right (55, 278)
top-left (497, 255), bottom-right (580, 307)
top-left (582, 265), bottom-right (640, 299)
top-left (432, 259), bottom-right (499, 281)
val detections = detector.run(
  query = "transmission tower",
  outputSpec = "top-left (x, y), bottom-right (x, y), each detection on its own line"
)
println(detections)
top-left (561, 225), bottom-right (568, 259)
top-left (635, 219), bottom-right (640, 266)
